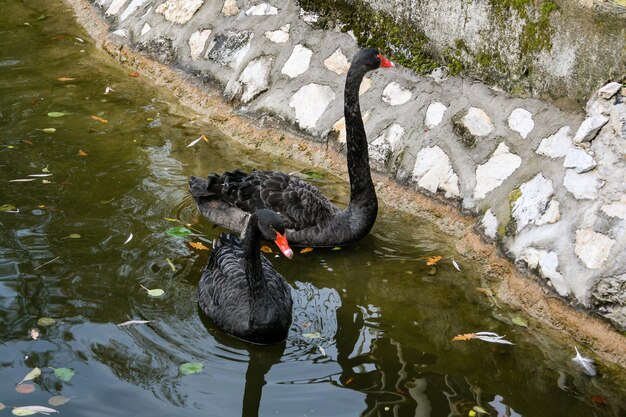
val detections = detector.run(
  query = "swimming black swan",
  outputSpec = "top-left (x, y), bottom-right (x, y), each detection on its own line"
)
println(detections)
top-left (198, 209), bottom-right (294, 344)
top-left (189, 48), bottom-right (394, 247)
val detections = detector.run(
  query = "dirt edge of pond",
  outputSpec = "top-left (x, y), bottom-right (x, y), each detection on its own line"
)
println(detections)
top-left (64, 0), bottom-right (626, 369)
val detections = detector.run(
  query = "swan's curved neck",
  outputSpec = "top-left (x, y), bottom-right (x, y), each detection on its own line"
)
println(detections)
top-left (344, 67), bottom-right (376, 210)
top-left (242, 214), bottom-right (267, 301)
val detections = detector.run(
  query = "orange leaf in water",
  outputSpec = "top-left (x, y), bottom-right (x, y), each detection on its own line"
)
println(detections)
top-left (57, 77), bottom-right (75, 82)
top-left (78, 149), bottom-right (88, 157)
top-left (90, 115), bottom-right (108, 124)
top-left (188, 241), bottom-right (209, 250)
top-left (591, 395), bottom-right (608, 405)
top-left (15, 383), bottom-right (36, 394)
top-left (452, 333), bottom-right (476, 341)
top-left (260, 246), bottom-right (273, 253)
top-left (344, 376), bottom-right (354, 385)
top-left (128, 71), bottom-right (140, 77)
top-left (23, 140), bottom-right (34, 145)
top-left (300, 247), bottom-right (314, 254)
top-left (426, 255), bottom-right (442, 266)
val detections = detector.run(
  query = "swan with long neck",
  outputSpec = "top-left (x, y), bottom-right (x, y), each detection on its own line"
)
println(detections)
top-left (190, 48), bottom-right (394, 247)
top-left (198, 209), bottom-right (293, 344)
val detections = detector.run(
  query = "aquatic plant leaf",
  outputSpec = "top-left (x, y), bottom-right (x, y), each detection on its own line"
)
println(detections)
top-left (165, 226), bottom-right (192, 238)
top-left (166, 258), bottom-right (176, 272)
top-left (188, 241), bottom-right (209, 250)
top-left (0, 204), bottom-right (17, 212)
top-left (12, 405), bottom-right (58, 415)
top-left (117, 320), bottom-right (151, 326)
top-left (18, 367), bottom-right (41, 384)
top-left (572, 347), bottom-right (596, 377)
top-left (260, 246), bottom-right (273, 253)
top-left (426, 255), bottom-right (442, 266)
top-left (302, 332), bottom-right (321, 339)
top-left (42, 128), bottom-right (56, 133)
top-left (179, 362), bottom-right (203, 375)
top-left (300, 247), bottom-right (313, 254)
top-left (15, 383), bottom-right (36, 394)
top-left (37, 317), bottom-right (56, 326)
top-left (304, 171), bottom-right (324, 179)
top-left (78, 149), bottom-right (87, 157)
top-left (140, 284), bottom-right (165, 297)
top-left (63, 233), bottom-right (81, 239)
top-left (90, 115), bottom-right (108, 124)
top-left (54, 367), bottom-right (75, 382)
top-left (511, 315), bottom-right (528, 328)
top-left (47, 112), bottom-right (67, 118)
top-left (331, 246), bottom-right (342, 250)
top-left (47, 396), bottom-right (70, 407)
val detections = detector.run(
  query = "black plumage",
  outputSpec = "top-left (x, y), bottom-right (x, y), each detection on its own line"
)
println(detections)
top-left (190, 48), bottom-right (394, 247)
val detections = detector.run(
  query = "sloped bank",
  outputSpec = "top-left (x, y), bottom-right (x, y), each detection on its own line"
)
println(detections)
top-left (64, 0), bottom-right (625, 364)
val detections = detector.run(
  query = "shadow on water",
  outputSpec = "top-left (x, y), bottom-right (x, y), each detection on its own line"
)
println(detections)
top-left (0, 1), bottom-right (625, 417)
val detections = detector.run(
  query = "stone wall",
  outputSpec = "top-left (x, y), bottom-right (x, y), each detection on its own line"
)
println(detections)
top-left (89, 0), bottom-right (624, 329)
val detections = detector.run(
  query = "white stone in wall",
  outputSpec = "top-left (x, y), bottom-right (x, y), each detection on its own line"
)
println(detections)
top-left (481, 209), bottom-right (498, 239)
top-left (575, 228), bottom-right (615, 269)
top-left (359, 77), bottom-right (372, 95)
top-left (563, 170), bottom-right (604, 200)
top-left (106, 0), bottom-right (127, 15)
top-left (140, 23), bottom-right (151, 36)
top-left (206, 30), bottom-right (252, 68)
top-left (324, 49), bottom-right (349, 75)
top-left (535, 126), bottom-right (574, 158)
top-left (511, 173), bottom-right (554, 232)
top-left (518, 248), bottom-right (568, 296)
top-left (563, 148), bottom-right (597, 173)
top-left (534, 200), bottom-right (560, 226)
top-left (111, 29), bottom-right (128, 37)
top-left (573, 115), bottom-right (609, 143)
top-left (289, 83), bottom-right (335, 130)
top-left (382, 82), bottom-right (411, 106)
top-left (462, 107), bottom-right (494, 137)
top-left (156, 0), bottom-right (203, 24)
top-left (231, 55), bottom-right (273, 103)
top-left (425, 102), bottom-right (447, 129)
top-left (221, 0), bottom-right (239, 16)
top-left (507, 108), bottom-right (534, 139)
top-left (601, 196), bottom-right (626, 220)
top-left (411, 146), bottom-right (460, 198)
top-left (281, 44), bottom-right (312, 78)
top-left (299, 8), bottom-right (318, 23)
top-left (265, 24), bottom-right (290, 43)
top-left (598, 81), bottom-right (622, 99)
top-left (120, 0), bottom-right (148, 20)
top-left (368, 124), bottom-right (405, 169)
top-left (189, 29), bottom-right (211, 60)
top-left (245, 3), bottom-right (278, 15)
top-left (473, 142), bottom-right (522, 200)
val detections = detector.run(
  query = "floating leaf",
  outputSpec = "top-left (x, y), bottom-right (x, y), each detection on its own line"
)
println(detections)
top-left (188, 241), bottom-right (209, 250)
top-left (47, 396), bottom-right (70, 406)
top-left (128, 71), bottom-right (140, 77)
top-left (28, 174), bottom-right (52, 177)
top-left (452, 259), bottom-right (461, 271)
top-left (590, 395), bottom-right (608, 405)
top-left (56, 77), bottom-right (75, 82)
top-left (117, 320), bottom-right (151, 327)
top-left (12, 405), bottom-right (58, 415)
top-left (1, 204), bottom-right (17, 212)
top-left (511, 315), bottom-right (528, 328)
top-left (62, 233), bottom-right (81, 239)
top-left (426, 255), bottom-right (442, 266)
top-left (166, 258), bottom-right (176, 272)
top-left (78, 149), bottom-right (87, 157)
top-left (9, 179), bottom-right (36, 182)
top-left (331, 246), bottom-right (342, 250)
top-left (452, 333), bottom-right (476, 341)
top-left (124, 233), bottom-right (133, 244)
top-left (260, 245), bottom-right (273, 253)
top-left (54, 367), bottom-right (75, 382)
top-left (186, 135), bottom-right (207, 147)
top-left (16, 383), bottom-right (36, 394)
top-left (47, 112), bottom-right (66, 118)
top-left (300, 247), bottom-right (313, 254)
top-left (140, 284), bottom-right (165, 297)
top-left (165, 226), bottom-right (192, 238)
top-left (302, 332), bottom-right (321, 339)
top-left (18, 367), bottom-right (41, 384)
top-left (90, 115), bottom-right (108, 124)
top-left (179, 362), bottom-right (203, 375)
top-left (37, 317), bottom-right (56, 326)
top-left (164, 217), bottom-right (178, 222)
top-left (42, 128), bottom-right (56, 133)
top-left (473, 405), bottom-right (489, 414)
top-left (29, 328), bottom-right (40, 340)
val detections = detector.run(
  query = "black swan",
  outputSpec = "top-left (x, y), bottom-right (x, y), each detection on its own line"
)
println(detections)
top-left (189, 48), bottom-right (394, 247)
top-left (198, 209), bottom-right (294, 344)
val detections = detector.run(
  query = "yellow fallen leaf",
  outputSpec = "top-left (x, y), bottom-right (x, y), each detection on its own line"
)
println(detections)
top-left (260, 246), bottom-right (273, 253)
top-left (452, 333), bottom-right (476, 341)
top-left (188, 241), bottom-right (209, 250)
top-left (426, 255), bottom-right (442, 266)
top-left (56, 77), bottom-right (75, 81)
top-left (90, 115), bottom-right (108, 124)
top-left (300, 247), bottom-right (313, 254)
top-left (78, 149), bottom-right (87, 157)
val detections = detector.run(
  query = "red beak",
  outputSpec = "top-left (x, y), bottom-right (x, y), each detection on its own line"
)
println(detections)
top-left (274, 231), bottom-right (293, 259)
top-left (378, 53), bottom-right (394, 68)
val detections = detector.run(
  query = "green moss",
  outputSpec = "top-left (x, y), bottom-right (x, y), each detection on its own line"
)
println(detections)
top-left (508, 188), bottom-right (522, 208)
top-left (476, 52), bottom-right (491, 66)
top-left (497, 222), bottom-right (507, 236)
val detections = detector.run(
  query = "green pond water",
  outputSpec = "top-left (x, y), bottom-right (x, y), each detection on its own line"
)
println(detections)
top-left (1, 1), bottom-right (625, 416)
